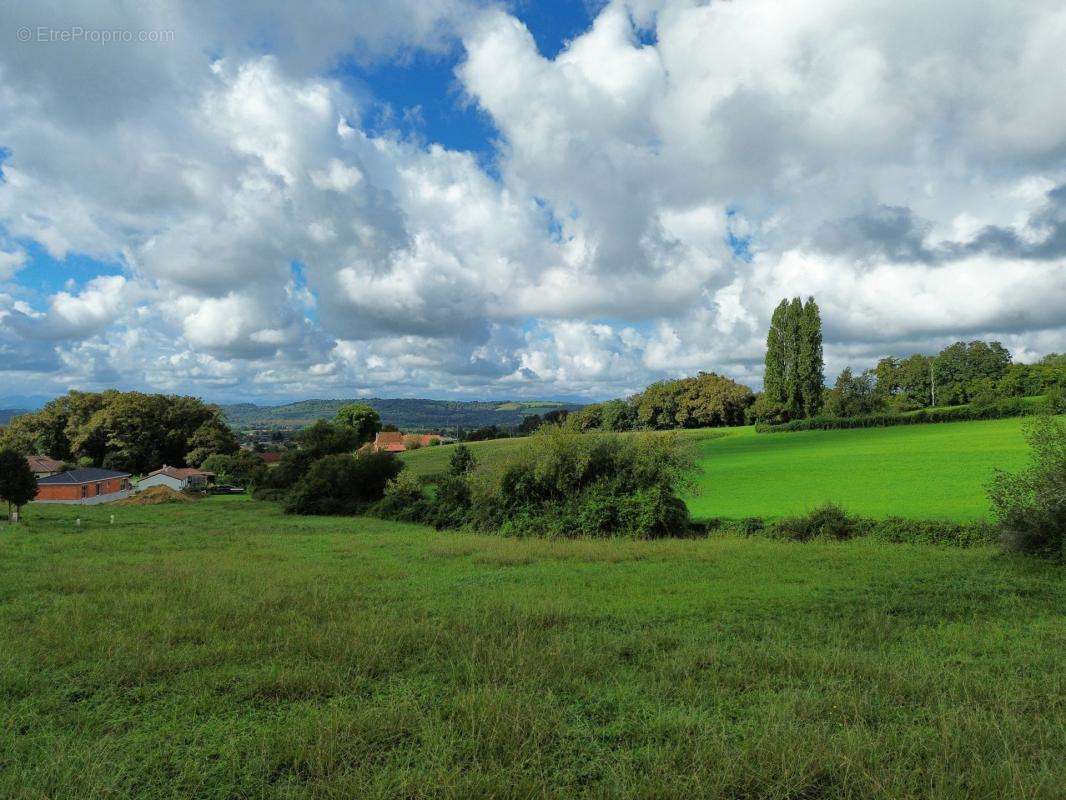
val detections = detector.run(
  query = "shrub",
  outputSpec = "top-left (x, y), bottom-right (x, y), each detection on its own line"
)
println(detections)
top-left (988, 415), bottom-right (1065, 558)
top-left (427, 475), bottom-right (473, 529)
top-left (466, 426), bottom-right (697, 539)
top-left (448, 444), bottom-right (477, 477)
top-left (283, 452), bottom-right (402, 516)
top-left (199, 451), bottom-right (268, 488)
top-left (1044, 385), bottom-right (1066, 415)
top-left (758, 397), bottom-right (1034, 433)
top-left (772, 503), bottom-right (857, 541)
top-left (370, 471), bottom-right (432, 523)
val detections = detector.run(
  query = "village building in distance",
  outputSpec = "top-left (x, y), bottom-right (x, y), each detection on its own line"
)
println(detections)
top-left (135, 466), bottom-right (214, 493)
top-left (34, 468), bottom-right (133, 504)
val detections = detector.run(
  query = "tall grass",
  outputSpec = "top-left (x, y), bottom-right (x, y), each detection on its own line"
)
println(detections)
top-left (0, 497), bottom-right (1062, 798)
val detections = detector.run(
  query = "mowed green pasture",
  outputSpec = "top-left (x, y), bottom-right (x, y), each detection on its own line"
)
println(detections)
top-left (400, 427), bottom-right (727, 479)
top-left (687, 417), bottom-right (1043, 521)
top-left (1, 497), bottom-right (1063, 799)
top-left (407, 417), bottom-right (1048, 521)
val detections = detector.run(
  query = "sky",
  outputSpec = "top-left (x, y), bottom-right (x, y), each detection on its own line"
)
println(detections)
top-left (1, 0), bottom-right (1065, 407)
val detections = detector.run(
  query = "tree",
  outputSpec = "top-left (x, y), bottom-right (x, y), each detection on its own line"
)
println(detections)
top-left (185, 419), bottom-right (240, 467)
top-left (334, 403), bottom-right (381, 446)
top-left (824, 368), bottom-right (883, 417)
top-left (989, 416), bottom-right (1065, 558)
top-left (897, 354), bottom-right (933, 406)
top-left (199, 451), bottom-right (267, 488)
top-left (0, 450), bottom-right (38, 521)
top-left (449, 444), bottom-right (477, 477)
top-left (764, 297), bottom-right (824, 420)
top-left (283, 452), bottom-right (402, 516)
top-left (797, 297), bottom-right (824, 417)
top-left (933, 340), bottom-right (1012, 405)
top-left (873, 357), bottom-right (901, 399)
top-left (0, 390), bottom-right (234, 472)
top-left (519, 414), bottom-right (543, 435)
top-left (763, 300), bottom-right (789, 411)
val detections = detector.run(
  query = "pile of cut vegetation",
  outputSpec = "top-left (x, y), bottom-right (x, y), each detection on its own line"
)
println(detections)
top-left (113, 486), bottom-right (196, 506)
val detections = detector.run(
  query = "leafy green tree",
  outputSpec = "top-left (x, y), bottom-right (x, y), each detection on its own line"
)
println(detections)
top-left (897, 354), bottom-right (933, 406)
top-left (599, 399), bottom-right (635, 431)
top-left (989, 416), bottom-right (1065, 558)
top-left (283, 452), bottom-right (402, 516)
top-left (763, 300), bottom-right (789, 411)
top-left (798, 297), bottom-right (824, 417)
top-left (824, 368), bottom-right (883, 417)
top-left (873, 357), bottom-right (901, 399)
top-left (0, 449), bottom-right (38, 520)
top-left (199, 451), bottom-right (267, 488)
top-left (0, 390), bottom-right (234, 473)
top-left (933, 341), bottom-right (1012, 405)
top-left (333, 403), bottom-right (381, 446)
top-left (448, 444), bottom-right (477, 477)
top-left (185, 419), bottom-right (240, 467)
top-left (519, 414), bottom-right (543, 435)
top-left (764, 297), bottom-right (824, 420)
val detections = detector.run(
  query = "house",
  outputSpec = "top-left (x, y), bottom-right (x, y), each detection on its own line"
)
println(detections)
top-left (136, 466), bottom-right (214, 493)
top-left (26, 455), bottom-right (64, 478)
top-left (35, 468), bottom-right (132, 504)
top-left (368, 432), bottom-right (444, 453)
top-left (258, 451), bottom-right (282, 464)
top-left (371, 431), bottom-right (407, 452)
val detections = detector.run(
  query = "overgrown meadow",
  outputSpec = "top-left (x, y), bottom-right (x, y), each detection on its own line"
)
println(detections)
top-left (1, 497), bottom-right (1063, 799)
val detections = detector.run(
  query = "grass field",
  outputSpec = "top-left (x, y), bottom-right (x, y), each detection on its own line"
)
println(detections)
top-left (1, 497), bottom-right (1063, 798)
top-left (405, 417), bottom-right (1046, 521)
top-left (686, 417), bottom-right (1041, 521)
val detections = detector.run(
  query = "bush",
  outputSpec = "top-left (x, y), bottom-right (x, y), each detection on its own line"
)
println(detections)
top-left (370, 471), bottom-right (433, 523)
top-left (758, 397), bottom-right (1034, 433)
top-left (448, 444), bottom-right (477, 476)
top-left (199, 451), bottom-right (268, 489)
top-left (283, 452), bottom-right (402, 516)
top-left (988, 415), bottom-right (1065, 558)
top-left (708, 510), bottom-right (995, 547)
top-left (465, 426), bottom-right (697, 539)
top-left (426, 475), bottom-right (473, 529)
top-left (772, 503), bottom-right (856, 541)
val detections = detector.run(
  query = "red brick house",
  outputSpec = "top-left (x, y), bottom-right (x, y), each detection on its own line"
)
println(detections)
top-left (368, 432), bottom-right (443, 453)
top-left (35, 468), bottom-right (132, 504)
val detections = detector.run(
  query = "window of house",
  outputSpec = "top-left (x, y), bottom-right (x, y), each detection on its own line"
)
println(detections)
top-left (81, 485), bottom-right (87, 498)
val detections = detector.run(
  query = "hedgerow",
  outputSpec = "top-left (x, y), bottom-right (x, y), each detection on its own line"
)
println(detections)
top-left (756, 397), bottom-right (1046, 433)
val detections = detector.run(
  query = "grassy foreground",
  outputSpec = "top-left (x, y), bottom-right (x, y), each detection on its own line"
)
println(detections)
top-left (2, 497), bottom-right (1063, 799)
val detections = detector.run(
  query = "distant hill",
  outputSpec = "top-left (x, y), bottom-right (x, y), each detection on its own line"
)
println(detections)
top-left (0, 409), bottom-right (28, 425)
top-left (221, 398), bottom-right (584, 432)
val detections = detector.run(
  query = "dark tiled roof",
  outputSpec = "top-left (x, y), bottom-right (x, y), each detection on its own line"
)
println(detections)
top-left (37, 468), bottom-right (131, 485)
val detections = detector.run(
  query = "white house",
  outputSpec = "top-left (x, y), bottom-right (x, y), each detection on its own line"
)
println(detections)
top-left (136, 465), bottom-right (214, 493)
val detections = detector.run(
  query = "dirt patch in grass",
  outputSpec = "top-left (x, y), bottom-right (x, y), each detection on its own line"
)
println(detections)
top-left (112, 486), bottom-right (197, 506)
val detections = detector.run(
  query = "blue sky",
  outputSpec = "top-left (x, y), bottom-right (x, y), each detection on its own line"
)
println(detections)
top-left (1, 0), bottom-right (1064, 407)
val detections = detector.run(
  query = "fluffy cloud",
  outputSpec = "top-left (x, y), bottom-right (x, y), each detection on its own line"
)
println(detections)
top-left (1, 0), bottom-right (1065, 402)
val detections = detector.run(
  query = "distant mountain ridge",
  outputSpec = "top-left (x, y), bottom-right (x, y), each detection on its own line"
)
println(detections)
top-left (0, 409), bottom-right (28, 425)
top-left (221, 398), bottom-right (584, 432)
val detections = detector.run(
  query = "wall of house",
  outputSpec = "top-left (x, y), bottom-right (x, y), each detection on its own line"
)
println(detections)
top-left (35, 477), bottom-right (130, 503)
top-left (135, 474), bottom-right (185, 492)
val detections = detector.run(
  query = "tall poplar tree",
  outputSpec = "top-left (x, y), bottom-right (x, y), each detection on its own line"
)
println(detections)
top-left (784, 297), bottom-right (805, 418)
top-left (763, 296), bottom-right (825, 419)
top-left (799, 297), bottom-right (824, 416)
top-left (764, 300), bottom-right (789, 407)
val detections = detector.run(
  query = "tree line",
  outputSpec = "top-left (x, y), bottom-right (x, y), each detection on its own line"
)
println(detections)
top-left (0, 390), bottom-right (240, 474)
